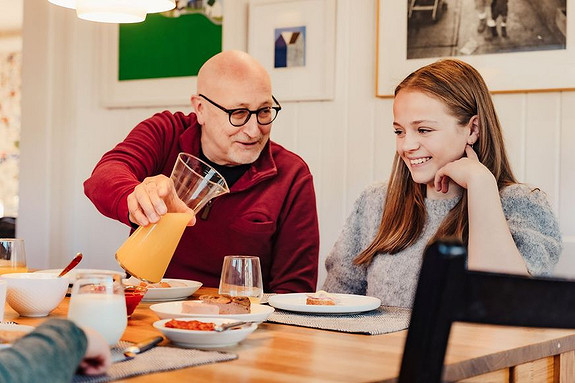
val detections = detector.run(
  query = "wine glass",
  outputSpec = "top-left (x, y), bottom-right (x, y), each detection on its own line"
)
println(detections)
top-left (67, 272), bottom-right (127, 346)
top-left (0, 239), bottom-right (27, 275)
top-left (219, 255), bottom-right (264, 304)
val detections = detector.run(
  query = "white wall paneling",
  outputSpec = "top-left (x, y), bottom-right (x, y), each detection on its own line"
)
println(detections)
top-left (556, 91), bottom-right (575, 278)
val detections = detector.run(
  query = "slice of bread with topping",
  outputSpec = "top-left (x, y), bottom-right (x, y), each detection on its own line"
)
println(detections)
top-left (306, 290), bottom-right (338, 305)
top-left (182, 294), bottom-right (251, 314)
top-left (181, 301), bottom-right (220, 315)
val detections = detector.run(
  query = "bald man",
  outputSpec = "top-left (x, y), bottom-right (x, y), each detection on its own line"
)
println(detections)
top-left (84, 51), bottom-right (320, 293)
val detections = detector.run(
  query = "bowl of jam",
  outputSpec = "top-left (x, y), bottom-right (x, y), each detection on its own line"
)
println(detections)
top-left (124, 285), bottom-right (148, 317)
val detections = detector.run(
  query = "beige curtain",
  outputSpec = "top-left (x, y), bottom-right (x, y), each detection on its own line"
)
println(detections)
top-left (0, 50), bottom-right (21, 217)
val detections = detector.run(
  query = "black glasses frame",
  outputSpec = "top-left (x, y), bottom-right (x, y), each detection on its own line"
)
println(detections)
top-left (198, 94), bottom-right (282, 127)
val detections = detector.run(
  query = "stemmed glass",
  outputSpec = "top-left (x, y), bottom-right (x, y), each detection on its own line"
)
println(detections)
top-left (219, 255), bottom-right (264, 304)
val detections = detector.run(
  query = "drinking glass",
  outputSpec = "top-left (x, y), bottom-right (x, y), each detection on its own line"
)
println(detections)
top-left (115, 153), bottom-right (229, 283)
top-left (0, 239), bottom-right (27, 275)
top-left (171, 152), bottom-right (230, 212)
top-left (68, 272), bottom-right (127, 346)
top-left (219, 256), bottom-right (263, 304)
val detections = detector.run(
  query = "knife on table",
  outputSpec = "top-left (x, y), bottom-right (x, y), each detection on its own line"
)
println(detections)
top-left (112, 335), bottom-right (164, 363)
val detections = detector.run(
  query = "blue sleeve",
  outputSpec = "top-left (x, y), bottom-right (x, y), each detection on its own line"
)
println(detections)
top-left (0, 319), bottom-right (87, 383)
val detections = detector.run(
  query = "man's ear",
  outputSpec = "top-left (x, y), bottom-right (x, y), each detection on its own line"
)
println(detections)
top-left (467, 115), bottom-right (480, 145)
top-left (191, 95), bottom-right (205, 125)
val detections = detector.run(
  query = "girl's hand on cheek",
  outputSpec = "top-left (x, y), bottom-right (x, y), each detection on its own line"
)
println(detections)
top-left (434, 145), bottom-right (487, 192)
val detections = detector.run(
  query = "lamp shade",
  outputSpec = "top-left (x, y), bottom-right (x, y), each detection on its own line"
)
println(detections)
top-left (76, 0), bottom-right (147, 23)
top-left (48, 0), bottom-right (77, 10)
top-left (146, 0), bottom-right (175, 13)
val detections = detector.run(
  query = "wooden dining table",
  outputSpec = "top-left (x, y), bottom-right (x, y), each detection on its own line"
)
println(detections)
top-left (5, 286), bottom-right (575, 383)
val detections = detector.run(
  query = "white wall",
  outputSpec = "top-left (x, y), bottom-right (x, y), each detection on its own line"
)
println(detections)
top-left (19, 0), bottom-right (575, 287)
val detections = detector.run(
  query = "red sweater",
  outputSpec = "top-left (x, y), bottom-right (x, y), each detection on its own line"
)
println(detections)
top-left (84, 111), bottom-right (319, 293)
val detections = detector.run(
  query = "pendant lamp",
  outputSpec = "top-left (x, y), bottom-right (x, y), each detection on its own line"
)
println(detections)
top-left (48, 0), bottom-right (76, 9)
top-left (145, 0), bottom-right (176, 13)
top-left (48, 0), bottom-right (176, 24)
top-left (76, 0), bottom-right (147, 23)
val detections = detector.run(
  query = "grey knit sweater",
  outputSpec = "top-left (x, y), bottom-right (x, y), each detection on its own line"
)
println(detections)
top-left (322, 182), bottom-right (562, 308)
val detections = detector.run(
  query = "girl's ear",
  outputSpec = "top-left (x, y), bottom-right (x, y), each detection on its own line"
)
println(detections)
top-left (467, 115), bottom-right (480, 145)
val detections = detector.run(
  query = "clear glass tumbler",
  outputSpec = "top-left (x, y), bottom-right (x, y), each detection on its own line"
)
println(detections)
top-left (68, 272), bottom-right (127, 346)
top-left (219, 255), bottom-right (264, 304)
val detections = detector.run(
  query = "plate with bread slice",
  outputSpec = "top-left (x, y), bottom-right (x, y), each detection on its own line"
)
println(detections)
top-left (0, 323), bottom-right (35, 349)
top-left (268, 291), bottom-right (381, 314)
top-left (124, 278), bottom-right (203, 302)
top-left (150, 293), bottom-right (275, 322)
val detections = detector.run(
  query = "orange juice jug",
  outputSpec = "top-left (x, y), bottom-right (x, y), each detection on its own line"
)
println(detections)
top-left (115, 212), bottom-right (192, 283)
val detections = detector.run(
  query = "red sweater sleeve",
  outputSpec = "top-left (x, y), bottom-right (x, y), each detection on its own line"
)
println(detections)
top-left (84, 111), bottom-right (190, 226)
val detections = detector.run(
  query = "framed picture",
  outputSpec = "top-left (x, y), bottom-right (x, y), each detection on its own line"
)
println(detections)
top-left (376, 0), bottom-right (574, 97)
top-left (100, 0), bottom-right (249, 108)
top-left (248, 0), bottom-right (336, 101)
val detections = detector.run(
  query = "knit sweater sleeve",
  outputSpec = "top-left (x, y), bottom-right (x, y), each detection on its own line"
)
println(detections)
top-left (0, 319), bottom-right (87, 383)
top-left (501, 184), bottom-right (562, 276)
top-left (322, 183), bottom-right (386, 295)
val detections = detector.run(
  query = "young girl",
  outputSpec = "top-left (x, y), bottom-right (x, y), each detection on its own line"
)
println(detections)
top-left (322, 59), bottom-right (562, 308)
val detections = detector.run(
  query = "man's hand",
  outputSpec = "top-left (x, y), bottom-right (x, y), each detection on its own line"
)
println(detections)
top-left (127, 175), bottom-right (196, 227)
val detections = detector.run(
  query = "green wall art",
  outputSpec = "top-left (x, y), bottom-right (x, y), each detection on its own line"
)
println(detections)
top-left (118, 0), bottom-right (223, 81)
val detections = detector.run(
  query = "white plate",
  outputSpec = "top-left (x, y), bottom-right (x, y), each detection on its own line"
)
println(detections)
top-left (34, 269), bottom-right (126, 285)
top-left (150, 301), bottom-right (275, 322)
top-left (268, 293), bottom-right (381, 314)
top-left (124, 278), bottom-right (203, 302)
top-left (0, 323), bottom-right (35, 349)
top-left (153, 317), bottom-right (257, 348)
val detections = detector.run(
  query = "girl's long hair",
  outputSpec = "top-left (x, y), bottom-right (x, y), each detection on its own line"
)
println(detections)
top-left (354, 59), bottom-right (517, 265)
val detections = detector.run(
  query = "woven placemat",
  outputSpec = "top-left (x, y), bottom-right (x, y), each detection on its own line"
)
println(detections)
top-left (72, 341), bottom-right (237, 383)
top-left (267, 306), bottom-right (411, 335)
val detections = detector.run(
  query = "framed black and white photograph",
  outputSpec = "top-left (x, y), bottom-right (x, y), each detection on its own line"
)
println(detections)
top-left (376, 0), bottom-right (574, 97)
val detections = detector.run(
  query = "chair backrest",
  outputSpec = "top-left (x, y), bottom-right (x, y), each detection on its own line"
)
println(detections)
top-left (0, 217), bottom-right (15, 238)
top-left (398, 238), bottom-right (575, 383)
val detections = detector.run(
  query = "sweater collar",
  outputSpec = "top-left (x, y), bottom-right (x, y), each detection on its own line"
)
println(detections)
top-left (425, 194), bottom-right (461, 216)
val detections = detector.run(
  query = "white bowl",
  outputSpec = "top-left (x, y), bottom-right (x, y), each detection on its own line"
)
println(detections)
top-left (153, 317), bottom-right (258, 348)
top-left (34, 269), bottom-right (126, 285)
top-left (1, 273), bottom-right (69, 317)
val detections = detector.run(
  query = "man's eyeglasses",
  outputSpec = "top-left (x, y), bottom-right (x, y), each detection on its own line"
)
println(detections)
top-left (199, 94), bottom-right (282, 127)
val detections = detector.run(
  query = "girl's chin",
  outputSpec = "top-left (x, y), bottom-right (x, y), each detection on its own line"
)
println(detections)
top-left (409, 174), bottom-right (434, 185)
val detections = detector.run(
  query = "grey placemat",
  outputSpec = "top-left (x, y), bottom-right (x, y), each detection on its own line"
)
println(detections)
top-left (72, 341), bottom-right (237, 383)
top-left (267, 306), bottom-right (411, 335)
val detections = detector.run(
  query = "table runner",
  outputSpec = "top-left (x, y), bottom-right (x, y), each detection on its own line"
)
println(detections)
top-left (72, 341), bottom-right (237, 383)
top-left (266, 306), bottom-right (411, 335)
